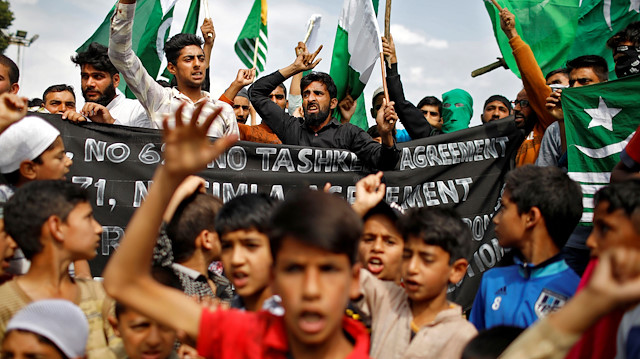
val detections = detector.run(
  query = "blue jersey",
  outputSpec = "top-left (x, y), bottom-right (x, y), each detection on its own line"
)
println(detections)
top-left (469, 255), bottom-right (580, 330)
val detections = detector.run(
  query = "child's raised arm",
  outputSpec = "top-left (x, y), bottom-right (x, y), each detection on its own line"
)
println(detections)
top-left (103, 102), bottom-right (237, 340)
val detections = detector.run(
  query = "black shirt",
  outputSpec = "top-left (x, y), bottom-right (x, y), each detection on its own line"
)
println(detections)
top-left (249, 71), bottom-right (400, 171)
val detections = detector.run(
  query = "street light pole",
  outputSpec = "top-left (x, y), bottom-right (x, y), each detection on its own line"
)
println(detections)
top-left (3, 29), bottom-right (38, 88)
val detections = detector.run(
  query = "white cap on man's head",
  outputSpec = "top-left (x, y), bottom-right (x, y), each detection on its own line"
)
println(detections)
top-left (6, 299), bottom-right (89, 358)
top-left (0, 116), bottom-right (60, 174)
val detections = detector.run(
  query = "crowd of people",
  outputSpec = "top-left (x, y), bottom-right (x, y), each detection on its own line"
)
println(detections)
top-left (0, 1), bottom-right (639, 358)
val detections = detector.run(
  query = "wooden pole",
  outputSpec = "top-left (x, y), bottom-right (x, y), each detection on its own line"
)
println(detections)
top-left (384, 0), bottom-right (392, 68)
top-left (379, 52), bottom-right (389, 103)
top-left (490, 0), bottom-right (503, 11)
top-left (252, 38), bottom-right (259, 70)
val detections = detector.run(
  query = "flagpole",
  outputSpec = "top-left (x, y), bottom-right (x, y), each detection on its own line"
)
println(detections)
top-left (202, 0), bottom-right (213, 38)
top-left (253, 37), bottom-right (259, 70)
top-left (379, 52), bottom-right (389, 103)
top-left (489, 0), bottom-right (503, 11)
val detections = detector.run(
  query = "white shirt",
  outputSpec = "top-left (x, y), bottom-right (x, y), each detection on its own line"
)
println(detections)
top-left (107, 88), bottom-right (152, 128)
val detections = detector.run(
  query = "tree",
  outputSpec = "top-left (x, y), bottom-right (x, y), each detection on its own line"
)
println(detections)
top-left (0, 1), bottom-right (14, 54)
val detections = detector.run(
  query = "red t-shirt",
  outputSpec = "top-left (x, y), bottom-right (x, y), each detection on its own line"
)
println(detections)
top-left (197, 309), bottom-right (371, 358)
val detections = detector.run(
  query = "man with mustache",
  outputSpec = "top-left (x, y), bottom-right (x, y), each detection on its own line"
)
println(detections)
top-left (249, 43), bottom-right (400, 171)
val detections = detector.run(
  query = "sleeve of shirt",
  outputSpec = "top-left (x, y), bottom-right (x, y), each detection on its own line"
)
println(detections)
top-left (217, 100), bottom-right (240, 137)
top-left (248, 71), bottom-right (297, 141)
top-left (387, 63), bottom-right (437, 139)
top-left (353, 269), bottom-right (395, 319)
top-left (347, 125), bottom-right (400, 171)
top-left (510, 35), bottom-right (556, 130)
top-left (108, 2), bottom-right (167, 116)
top-left (469, 277), bottom-right (487, 331)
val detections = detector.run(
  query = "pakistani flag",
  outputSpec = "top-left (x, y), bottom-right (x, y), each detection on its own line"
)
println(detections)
top-left (329, 0), bottom-right (381, 130)
top-left (568, 0), bottom-right (640, 77)
top-left (484, 0), bottom-right (580, 78)
top-left (234, 0), bottom-right (268, 74)
top-left (78, 0), bottom-right (187, 98)
top-left (563, 74), bottom-right (640, 225)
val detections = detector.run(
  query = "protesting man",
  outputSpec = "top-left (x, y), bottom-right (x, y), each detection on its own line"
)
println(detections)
top-left (109, 0), bottom-right (238, 137)
top-left (40, 84), bottom-right (76, 115)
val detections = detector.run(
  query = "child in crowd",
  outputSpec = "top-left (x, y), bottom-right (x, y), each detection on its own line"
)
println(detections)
top-left (1, 180), bottom-right (120, 358)
top-left (470, 165), bottom-right (583, 330)
top-left (215, 193), bottom-right (282, 313)
top-left (103, 103), bottom-right (370, 358)
top-left (1, 299), bottom-right (89, 359)
top-left (352, 172), bottom-right (476, 358)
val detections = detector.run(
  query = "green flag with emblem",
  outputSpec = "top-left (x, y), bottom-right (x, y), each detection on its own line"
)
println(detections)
top-left (563, 74), bottom-right (640, 225)
top-left (234, 0), bottom-right (268, 74)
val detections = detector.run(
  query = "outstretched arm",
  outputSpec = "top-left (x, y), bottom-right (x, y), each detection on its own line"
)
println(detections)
top-left (220, 69), bottom-right (255, 103)
top-left (103, 102), bottom-right (237, 340)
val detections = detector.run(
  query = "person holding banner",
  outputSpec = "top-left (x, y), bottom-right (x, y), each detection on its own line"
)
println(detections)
top-left (249, 42), bottom-right (400, 171)
top-left (109, 0), bottom-right (238, 138)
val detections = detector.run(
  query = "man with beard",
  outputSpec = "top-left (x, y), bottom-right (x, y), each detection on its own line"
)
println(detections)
top-left (67, 42), bottom-right (151, 128)
top-left (109, 0), bottom-right (238, 138)
top-left (248, 43), bottom-right (400, 170)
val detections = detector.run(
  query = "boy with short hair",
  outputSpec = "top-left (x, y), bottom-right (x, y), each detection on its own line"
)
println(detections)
top-left (1, 180), bottom-right (119, 358)
top-left (103, 102), bottom-right (370, 358)
top-left (470, 165), bottom-right (583, 330)
top-left (214, 193), bottom-right (281, 313)
top-left (353, 178), bottom-right (477, 358)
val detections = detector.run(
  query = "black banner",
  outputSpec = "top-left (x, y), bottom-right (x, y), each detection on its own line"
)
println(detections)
top-left (42, 113), bottom-right (522, 310)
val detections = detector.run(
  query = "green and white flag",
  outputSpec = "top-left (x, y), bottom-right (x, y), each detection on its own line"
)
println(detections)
top-left (563, 74), bottom-right (640, 225)
top-left (484, 0), bottom-right (581, 78)
top-left (234, 0), bottom-right (268, 74)
top-left (78, 0), bottom-right (185, 98)
top-left (568, 0), bottom-right (640, 77)
top-left (158, 0), bottom-right (202, 82)
top-left (329, 0), bottom-right (381, 130)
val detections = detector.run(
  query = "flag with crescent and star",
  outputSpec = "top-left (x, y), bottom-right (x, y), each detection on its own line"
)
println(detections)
top-left (563, 74), bottom-right (640, 225)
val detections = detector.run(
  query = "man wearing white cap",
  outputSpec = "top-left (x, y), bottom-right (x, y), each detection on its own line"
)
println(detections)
top-left (1, 299), bottom-right (89, 359)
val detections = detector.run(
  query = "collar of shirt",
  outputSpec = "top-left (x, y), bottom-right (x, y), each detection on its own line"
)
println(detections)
top-left (171, 263), bottom-right (205, 281)
top-left (169, 87), bottom-right (213, 105)
top-left (514, 253), bottom-right (566, 279)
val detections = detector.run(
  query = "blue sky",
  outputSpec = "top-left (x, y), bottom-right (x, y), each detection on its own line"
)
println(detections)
top-left (8, 0), bottom-right (523, 128)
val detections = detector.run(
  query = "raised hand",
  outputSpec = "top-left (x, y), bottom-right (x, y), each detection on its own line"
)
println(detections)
top-left (235, 68), bottom-right (256, 87)
top-left (0, 93), bottom-right (27, 134)
top-left (200, 18), bottom-right (215, 45)
top-left (162, 102), bottom-right (237, 179)
top-left (382, 35), bottom-right (397, 65)
top-left (545, 89), bottom-right (564, 120)
top-left (292, 41), bottom-right (323, 73)
top-left (352, 171), bottom-right (386, 216)
top-left (499, 8), bottom-right (518, 39)
top-left (338, 94), bottom-right (357, 123)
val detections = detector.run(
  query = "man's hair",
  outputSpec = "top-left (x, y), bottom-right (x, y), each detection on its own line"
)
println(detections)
top-left (504, 165), bottom-right (583, 249)
top-left (300, 72), bottom-right (337, 99)
top-left (269, 190), bottom-right (362, 264)
top-left (115, 266), bottom-right (182, 318)
top-left (566, 55), bottom-right (609, 82)
top-left (417, 96), bottom-right (443, 116)
top-left (366, 125), bottom-right (380, 139)
top-left (164, 33), bottom-right (203, 65)
top-left (397, 207), bottom-right (472, 263)
top-left (593, 179), bottom-right (640, 232)
top-left (483, 95), bottom-right (512, 112)
top-left (0, 55), bottom-right (18, 85)
top-left (545, 68), bottom-right (570, 82)
top-left (166, 192), bottom-right (223, 263)
top-left (461, 326), bottom-right (525, 359)
top-left (42, 84), bottom-right (76, 102)
top-left (215, 193), bottom-right (279, 237)
top-left (71, 42), bottom-right (118, 76)
top-left (4, 180), bottom-right (89, 260)
top-left (607, 21), bottom-right (640, 49)
top-left (276, 83), bottom-right (287, 97)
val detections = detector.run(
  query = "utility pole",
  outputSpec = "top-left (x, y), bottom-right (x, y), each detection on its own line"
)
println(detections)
top-left (2, 29), bottom-right (38, 88)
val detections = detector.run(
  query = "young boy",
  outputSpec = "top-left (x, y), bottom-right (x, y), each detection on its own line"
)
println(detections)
top-left (353, 185), bottom-right (477, 358)
top-left (102, 102), bottom-right (370, 358)
top-left (1, 180), bottom-right (119, 358)
top-left (470, 165), bottom-right (583, 330)
top-left (215, 193), bottom-right (281, 313)
top-left (2, 299), bottom-right (89, 359)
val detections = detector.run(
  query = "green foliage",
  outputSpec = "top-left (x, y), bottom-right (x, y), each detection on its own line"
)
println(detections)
top-left (0, 1), bottom-right (14, 54)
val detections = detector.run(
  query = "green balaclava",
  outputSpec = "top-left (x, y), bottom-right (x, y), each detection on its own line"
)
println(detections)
top-left (441, 89), bottom-right (473, 133)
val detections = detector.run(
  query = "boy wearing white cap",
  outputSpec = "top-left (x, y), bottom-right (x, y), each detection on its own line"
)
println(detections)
top-left (1, 299), bottom-right (89, 359)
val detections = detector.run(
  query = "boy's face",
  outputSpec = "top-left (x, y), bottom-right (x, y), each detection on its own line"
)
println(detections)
top-left (32, 137), bottom-right (73, 181)
top-left (169, 45), bottom-right (205, 89)
top-left (0, 64), bottom-right (18, 95)
top-left (493, 190), bottom-right (527, 248)
top-left (59, 202), bottom-right (102, 260)
top-left (402, 236), bottom-right (455, 304)
top-left (110, 309), bottom-right (176, 359)
top-left (586, 200), bottom-right (640, 257)
top-left (0, 218), bottom-right (17, 275)
top-left (358, 214), bottom-right (403, 282)
top-left (1, 330), bottom-right (64, 359)
top-left (220, 229), bottom-right (272, 299)
top-left (271, 238), bottom-right (359, 347)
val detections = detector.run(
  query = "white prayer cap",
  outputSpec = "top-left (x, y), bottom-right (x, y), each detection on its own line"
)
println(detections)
top-left (6, 299), bottom-right (89, 358)
top-left (0, 116), bottom-right (60, 173)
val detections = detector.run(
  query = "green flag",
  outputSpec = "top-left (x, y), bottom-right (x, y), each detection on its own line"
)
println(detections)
top-left (329, 0), bottom-right (381, 131)
top-left (563, 74), bottom-right (640, 225)
top-left (568, 0), bottom-right (640, 77)
top-left (484, 0), bottom-right (580, 78)
top-left (159, 0), bottom-right (202, 82)
top-left (78, 0), bottom-right (181, 98)
top-left (234, 0), bottom-right (268, 74)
